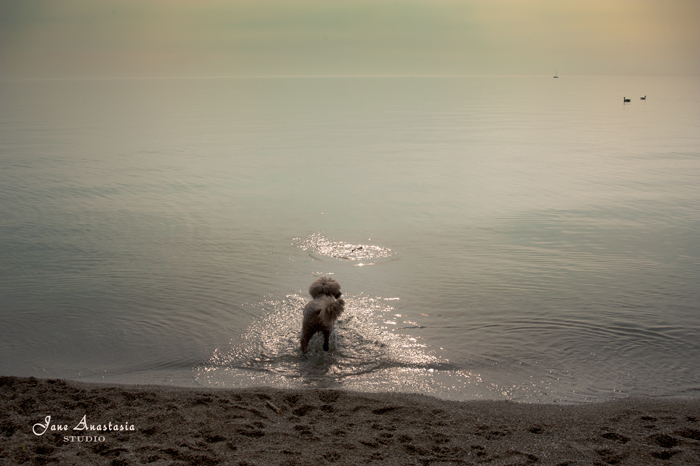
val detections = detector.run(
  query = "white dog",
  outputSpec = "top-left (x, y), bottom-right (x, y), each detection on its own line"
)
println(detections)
top-left (300, 277), bottom-right (345, 353)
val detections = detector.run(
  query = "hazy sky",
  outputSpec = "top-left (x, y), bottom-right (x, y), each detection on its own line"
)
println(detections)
top-left (1, 0), bottom-right (698, 78)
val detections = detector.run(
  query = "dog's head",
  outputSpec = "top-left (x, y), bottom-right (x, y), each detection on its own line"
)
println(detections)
top-left (308, 277), bottom-right (342, 299)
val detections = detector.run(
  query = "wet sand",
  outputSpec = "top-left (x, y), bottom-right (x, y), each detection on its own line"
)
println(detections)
top-left (1, 376), bottom-right (699, 465)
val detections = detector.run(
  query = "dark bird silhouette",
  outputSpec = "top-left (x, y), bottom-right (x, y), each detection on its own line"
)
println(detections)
top-left (640, 95), bottom-right (646, 100)
top-left (623, 97), bottom-right (631, 102)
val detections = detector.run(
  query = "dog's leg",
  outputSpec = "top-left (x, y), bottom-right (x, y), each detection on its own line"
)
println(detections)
top-left (300, 331), bottom-right (312, 354)
top-left (322, 330), bottom-right (331, 352)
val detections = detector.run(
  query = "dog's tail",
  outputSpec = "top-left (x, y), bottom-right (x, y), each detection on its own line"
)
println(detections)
top-left (319, 297), bottom-right (345, 327)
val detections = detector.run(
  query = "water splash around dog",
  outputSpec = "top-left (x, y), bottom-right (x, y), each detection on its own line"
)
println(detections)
top-left (195, 295), bottom-right (479, 397)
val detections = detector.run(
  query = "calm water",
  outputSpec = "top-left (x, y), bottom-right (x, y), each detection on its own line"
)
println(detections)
top-left (1, 76), bottom-right (699, 403)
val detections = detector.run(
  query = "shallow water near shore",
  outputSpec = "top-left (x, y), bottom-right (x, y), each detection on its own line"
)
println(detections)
top-left (1, 76), bottom-right (699, 402)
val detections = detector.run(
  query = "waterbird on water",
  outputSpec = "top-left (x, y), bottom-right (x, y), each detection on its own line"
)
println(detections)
top-left (641, 95), bottom-right (646, 100)
top-left (623, 97), bottom-right (631, 102)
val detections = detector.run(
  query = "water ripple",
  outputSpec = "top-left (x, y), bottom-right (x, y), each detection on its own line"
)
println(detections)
top-left (196, 295), bottom-right (446, 391)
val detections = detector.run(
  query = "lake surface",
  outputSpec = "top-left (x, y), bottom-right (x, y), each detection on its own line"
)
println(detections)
top-left (1, 76), bottom-right (698, 403)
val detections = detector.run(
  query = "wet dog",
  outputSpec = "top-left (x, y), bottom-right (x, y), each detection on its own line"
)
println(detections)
top-left (300, 277), bottom-right (345, 353)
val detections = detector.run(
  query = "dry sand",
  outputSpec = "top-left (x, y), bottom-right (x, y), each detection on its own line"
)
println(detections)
top-left (1, 376), bottom-right (699, 465)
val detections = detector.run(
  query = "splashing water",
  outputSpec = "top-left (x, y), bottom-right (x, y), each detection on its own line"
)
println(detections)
top-left (293, 234), bottom-right (395, 262)
top-left (195, 295), bottom-right (481, 397)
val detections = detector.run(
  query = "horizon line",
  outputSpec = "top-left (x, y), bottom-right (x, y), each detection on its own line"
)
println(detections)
top-left (2, 73), bottom-right (698, 82)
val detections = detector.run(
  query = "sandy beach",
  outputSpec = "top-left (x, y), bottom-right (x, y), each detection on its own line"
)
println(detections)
top-left (1, 376), bottom-right (699, 465)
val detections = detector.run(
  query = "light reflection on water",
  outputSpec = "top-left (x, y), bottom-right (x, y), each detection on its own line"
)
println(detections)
top-left (195, 285), bottom-right (694, 403)
top-left (0, 76), bottom-right (699, 402)
top-left (197, 295), bottom-right (450, 392)
top-left (293, 233), bottom-right (395, 262)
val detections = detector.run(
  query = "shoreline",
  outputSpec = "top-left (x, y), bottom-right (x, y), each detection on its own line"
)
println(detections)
top-left (1, 376), bottom-right (699, 465)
